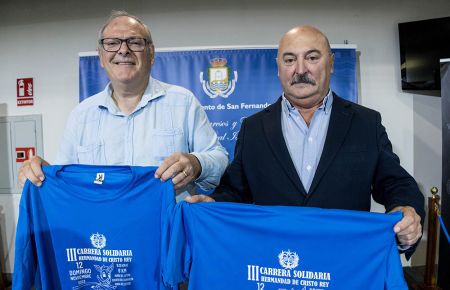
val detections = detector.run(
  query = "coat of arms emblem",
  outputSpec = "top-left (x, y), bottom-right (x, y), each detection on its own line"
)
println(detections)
top-left (91, 233), bottom-right (107, 249)
top-left (200, 57), bottom-right (238, 98)
top-left (278, 249), bottom-right (299, 270)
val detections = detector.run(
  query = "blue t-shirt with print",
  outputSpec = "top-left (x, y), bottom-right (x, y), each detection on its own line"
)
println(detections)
top-left (14, 165), bottom-right (175, 290)
top-left (163, 202), bottom-right (408, 290)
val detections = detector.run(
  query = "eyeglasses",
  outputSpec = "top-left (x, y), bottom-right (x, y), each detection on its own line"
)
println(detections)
top-left (99, 37), bottom-right (150, 52)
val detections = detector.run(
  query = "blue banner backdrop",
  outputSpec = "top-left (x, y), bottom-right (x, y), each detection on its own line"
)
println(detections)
top-left (79, 46), bottom-right (357, 158)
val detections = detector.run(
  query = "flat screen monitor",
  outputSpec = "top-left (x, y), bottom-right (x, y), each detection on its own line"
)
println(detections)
top-left (399, 16), bottom-right (450, 91)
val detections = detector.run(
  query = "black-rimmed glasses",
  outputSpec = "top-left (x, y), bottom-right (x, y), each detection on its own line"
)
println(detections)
top-left (99, 37), bottom-right (150, 52)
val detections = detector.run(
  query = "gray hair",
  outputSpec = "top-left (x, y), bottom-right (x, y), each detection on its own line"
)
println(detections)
top-left (98, 10), bottom-right (153, 45)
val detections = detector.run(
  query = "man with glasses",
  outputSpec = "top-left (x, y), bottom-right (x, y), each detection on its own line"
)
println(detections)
top-left (18, 11), bottom-right (228, 195)
top-left (188, 25), bottom-right (424, 258)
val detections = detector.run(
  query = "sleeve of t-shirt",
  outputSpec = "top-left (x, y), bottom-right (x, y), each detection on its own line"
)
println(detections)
top-left (384, 238), bottom-right (408, 290)
top-left (162, 202), bottom-right (191, 288)
top-left (13, 181), bottom-right (37, 290)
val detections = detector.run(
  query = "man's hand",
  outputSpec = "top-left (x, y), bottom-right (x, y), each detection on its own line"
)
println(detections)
top-left (18, 156), bottom-right (49, 189)
top-left (155, 152), bottom-right (202, 190)
top-left (185, 194), bottom-right (215, 203)
top-left (390, 206), bottom-right (422, 247)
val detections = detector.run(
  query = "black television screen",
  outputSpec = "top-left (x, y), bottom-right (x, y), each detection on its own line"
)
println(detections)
top-left (399, 16), bottom-right (450, 91)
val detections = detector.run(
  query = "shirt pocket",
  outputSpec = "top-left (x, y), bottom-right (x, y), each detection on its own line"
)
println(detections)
top-left (76, 142), bottom-right (106, 165)
top-left (151, 128), bottom-right (185, 163)
top-left (104, 138), bottom-right (127, 165)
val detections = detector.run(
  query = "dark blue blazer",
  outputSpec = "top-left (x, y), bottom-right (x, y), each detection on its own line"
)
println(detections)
top-left (212, 95), bottom-right (425, 256)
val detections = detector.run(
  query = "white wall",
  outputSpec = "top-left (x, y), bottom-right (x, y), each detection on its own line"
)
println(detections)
top-left (1, 0), bottom-right (449, 273)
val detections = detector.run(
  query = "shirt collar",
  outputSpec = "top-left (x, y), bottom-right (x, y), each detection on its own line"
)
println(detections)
top-left (282, 89), bottom-right (333, 115)
top-left (140, 77), bottom-right (166, 105)
top-left (99, 77), bottom-right (166, 115)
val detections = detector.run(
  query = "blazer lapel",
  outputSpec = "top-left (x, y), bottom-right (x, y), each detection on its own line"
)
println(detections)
top-left (308, 95), bottom-right (354, 194)
top-left (262, 97), bottom-right (307, 196)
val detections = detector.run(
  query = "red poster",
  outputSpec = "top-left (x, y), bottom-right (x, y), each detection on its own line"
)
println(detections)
top-left (17, 78), bottom-right (34, 106)
top-left (15, 147), bottom-right (35, 162)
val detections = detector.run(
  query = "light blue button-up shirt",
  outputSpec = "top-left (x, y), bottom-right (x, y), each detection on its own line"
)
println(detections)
top-left (55, 77), bottom-right (229, 191)
top-left (281, 91), bottom-right (333, 192)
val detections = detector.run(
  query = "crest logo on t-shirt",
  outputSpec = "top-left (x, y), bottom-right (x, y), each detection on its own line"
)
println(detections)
top-left (278, 249), bottom-right (299, 270)
top-left (90, 232), bottom-right (107, 249)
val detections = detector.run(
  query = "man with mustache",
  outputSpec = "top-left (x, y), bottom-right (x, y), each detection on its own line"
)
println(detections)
top-left (18, 11), bottom-right (228, 195)
top-left (188, 25), bottom-right (424, 258)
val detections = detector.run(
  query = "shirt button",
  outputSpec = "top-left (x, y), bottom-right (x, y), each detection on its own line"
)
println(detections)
top-left (308, 137), bottom-right (313, 143)
top-left (306, 165), bottom-right (312, 171)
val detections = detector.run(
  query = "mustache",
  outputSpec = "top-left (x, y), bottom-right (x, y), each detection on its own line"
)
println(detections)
top-left (290, 73), bottom-right (316, 86)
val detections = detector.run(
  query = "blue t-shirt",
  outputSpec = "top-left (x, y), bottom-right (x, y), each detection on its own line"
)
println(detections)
top-left (14, 165), bottom-right (175, 290)
top-left (163, 202), bottom-right (408, 290)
